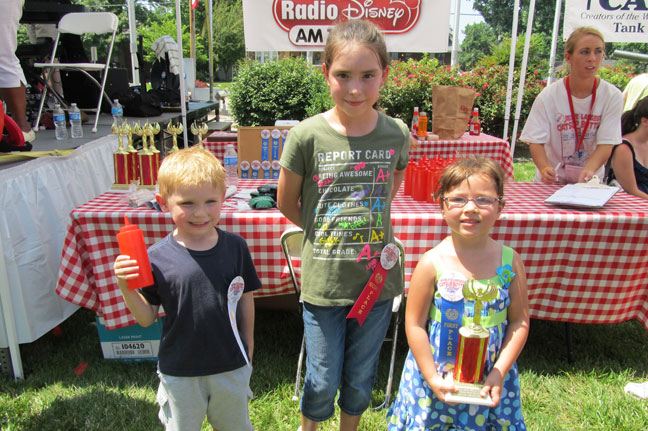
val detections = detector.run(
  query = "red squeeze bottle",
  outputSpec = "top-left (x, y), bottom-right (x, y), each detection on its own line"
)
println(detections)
top-left (117, 216), bottom-right (154, 290)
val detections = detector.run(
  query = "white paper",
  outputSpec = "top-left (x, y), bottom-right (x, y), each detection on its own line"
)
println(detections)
top-left (544, 184), bottom-right (619, 208)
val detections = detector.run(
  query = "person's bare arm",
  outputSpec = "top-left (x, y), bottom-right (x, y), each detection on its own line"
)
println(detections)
top-left (277, 167), bottom-right (304, 227)
top-left (610, 144), bottom-right (648, 199)
top-left (238, 291), bottom-right (255, 362)
top-left (113, 255), bottom-right (159, 327)
top-left (528, 142), bottom-right (556, 184)
top-left (579, 144), bottom-right (614, 182)
top-left (391, 168), bottom-right (405, 201)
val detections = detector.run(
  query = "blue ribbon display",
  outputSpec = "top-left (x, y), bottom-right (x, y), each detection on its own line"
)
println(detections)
top-left (261, 137), bottom-right (269, 161)
top-left (438, 298), bottom-right (464, 365)
top-left (271, 136), bottom-right (280, 160)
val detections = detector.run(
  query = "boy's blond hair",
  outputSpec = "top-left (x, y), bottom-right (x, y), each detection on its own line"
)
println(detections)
top-left (157, 146), bottom-right (226, 199)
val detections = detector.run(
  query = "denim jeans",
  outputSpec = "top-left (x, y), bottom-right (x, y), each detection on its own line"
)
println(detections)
top-left (300, 298), bottom-right (394, 421)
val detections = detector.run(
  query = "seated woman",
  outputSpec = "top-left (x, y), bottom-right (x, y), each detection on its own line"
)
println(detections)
top-left (605, 96), bottom-right (648, 199)
top-left (520, 26), bottom-right (623, 184)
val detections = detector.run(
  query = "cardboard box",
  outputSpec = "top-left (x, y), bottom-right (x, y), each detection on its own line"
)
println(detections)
top-left (96, 316), bottom-right (163, 361)
top-left (237, 126), bottom-right (293, 180)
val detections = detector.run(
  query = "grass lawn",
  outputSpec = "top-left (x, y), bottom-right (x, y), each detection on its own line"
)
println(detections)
top-left (2, 151), bottom-right (647, 430)
top-left (2, 307), bottom-right (648, 430)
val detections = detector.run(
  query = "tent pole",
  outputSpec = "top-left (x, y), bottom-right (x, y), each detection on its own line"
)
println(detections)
top-left (511, 0), bottom-right (536, 158)
top-left (502, 0), bottom-right (520, 142)
top-left (127, 0), bottom-right (140, 87)
top-left (176, 0), bottom-right (189, 148)
top-left (547, 0), bottom-right (563, 86)
top-left (208, 0), bottom-right (214, 102)
top-left (451, 0), bottom-right (461, 67)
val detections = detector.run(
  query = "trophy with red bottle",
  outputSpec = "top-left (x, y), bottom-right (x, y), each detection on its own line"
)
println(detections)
top-left (445, 278), bottom-right (498, 406)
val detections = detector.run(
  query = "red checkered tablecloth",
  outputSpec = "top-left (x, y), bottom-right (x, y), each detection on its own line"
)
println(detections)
top-left (413, 133), bottom-right (514, 181)
top-left (57, 180), bottom-right (648, 331)
top-left (203, 131), bottom-right (237, 161)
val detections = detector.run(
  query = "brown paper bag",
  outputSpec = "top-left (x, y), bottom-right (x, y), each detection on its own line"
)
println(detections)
top-left (432, 85), bottom-right (476, 139)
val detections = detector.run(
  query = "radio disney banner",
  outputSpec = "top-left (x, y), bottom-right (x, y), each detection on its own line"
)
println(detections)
top-left (564, 0), bottom-right (648, 43)
top-left (242, 0), bottom-right (450, 52)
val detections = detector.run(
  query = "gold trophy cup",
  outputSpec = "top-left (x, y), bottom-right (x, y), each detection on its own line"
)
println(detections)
top-left (445, 279), bottom-right (498, 406)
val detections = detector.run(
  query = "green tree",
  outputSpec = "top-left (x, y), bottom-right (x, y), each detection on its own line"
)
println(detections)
top-left (472, 0), bottom-right (559, 36)
top-left (484, 32), bottom-right (551, 73)
top-left (137, 12), bottom-right (209, 81)
top-left (459, 22), bottom-right (497, 70)
top-left (211, 1), bottom-right (245, 80)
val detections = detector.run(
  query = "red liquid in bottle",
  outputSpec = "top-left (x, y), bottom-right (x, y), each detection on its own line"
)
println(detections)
top-left (117, 216), bottom-right (154, 290)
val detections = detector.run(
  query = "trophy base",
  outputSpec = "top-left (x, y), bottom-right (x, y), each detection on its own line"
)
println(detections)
top-left (445, 382), bottom-right (493, 406)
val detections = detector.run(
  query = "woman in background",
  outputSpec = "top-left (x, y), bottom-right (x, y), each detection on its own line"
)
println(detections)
top-left (605, 96), bottom-right (648, 199)
top-left (520, 26), bottom-right (623, 184)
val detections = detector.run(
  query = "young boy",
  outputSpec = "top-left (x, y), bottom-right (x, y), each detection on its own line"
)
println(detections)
top-left (113, 146), bottom-right (260, 431)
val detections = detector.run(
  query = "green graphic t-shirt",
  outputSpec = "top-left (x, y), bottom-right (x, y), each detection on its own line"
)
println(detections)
top-left (280, 112), bottom-right (410, 306)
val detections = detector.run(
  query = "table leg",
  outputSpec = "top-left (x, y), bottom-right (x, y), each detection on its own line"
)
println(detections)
top-left (565, 322), bottom-right (574, 363)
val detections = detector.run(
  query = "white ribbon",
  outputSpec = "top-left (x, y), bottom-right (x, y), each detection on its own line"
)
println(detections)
top-left (227, 276), bottom-right (249, 367)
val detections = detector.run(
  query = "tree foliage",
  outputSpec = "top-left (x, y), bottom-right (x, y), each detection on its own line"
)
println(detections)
top-left (472, 0), bottom-right (559, 36)
top-left (459, 23), bottom-right (497, 70)
top-left (211, 1), bottom-right (245, 79)
top-left (229, 57), bottom-right (332, 126)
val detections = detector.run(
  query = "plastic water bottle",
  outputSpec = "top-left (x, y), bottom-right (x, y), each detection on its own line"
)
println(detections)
top-left (69, 103), bottom-right (83, 138)
top-left (111, 99), bottom-right (123, 124)
top-left (223, 144), bottom-right (239, 188)
top-left (53, 103), bottom-right (67, 140)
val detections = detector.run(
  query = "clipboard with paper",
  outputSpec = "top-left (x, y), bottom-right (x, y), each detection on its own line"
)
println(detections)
top-left (544, 176), bottom-right (620, 208)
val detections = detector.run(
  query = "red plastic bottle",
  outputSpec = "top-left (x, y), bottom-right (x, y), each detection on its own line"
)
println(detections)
top-left (117, 216), bottom-right (154, 290)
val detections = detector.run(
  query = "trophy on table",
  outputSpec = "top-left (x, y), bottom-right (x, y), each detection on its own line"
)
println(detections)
top-left (123, 121), bottom-right (139, 183)
top-left (190, 120), bottom-right (208, 148)
top-left (135, 121), bottom-right (157, 186)
top-left (148, 121), bottom-right (161, 176)
top-left (112, 120), bottom-right (131, 185)
top-left (166, 121), bottom-right (183, 153)
top-left (445, 278), bottom-right (498, 406)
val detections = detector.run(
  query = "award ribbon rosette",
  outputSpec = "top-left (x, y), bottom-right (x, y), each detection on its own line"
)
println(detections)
top-left (435, 272), bottom-right (467, 365)
top-left (271, 128), bottom-right (281, 160)
top-left (347, 243), bottom-right (399, 326)
top-left (444, 278), bottom-right (499, 406)
top-left (260, 129), bottom-right (270, 161)
top-left (227, 276), bottom-right (250, 367)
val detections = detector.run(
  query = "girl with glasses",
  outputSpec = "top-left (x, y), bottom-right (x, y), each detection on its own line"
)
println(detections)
top-left (388, 156), bottom-right (529, 431)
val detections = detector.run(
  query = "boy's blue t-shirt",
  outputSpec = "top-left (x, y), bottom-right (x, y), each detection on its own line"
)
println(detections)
top-left (140, 228), bottom-right (261, 376)
top-left (279, 112), bottom-right (410, 306)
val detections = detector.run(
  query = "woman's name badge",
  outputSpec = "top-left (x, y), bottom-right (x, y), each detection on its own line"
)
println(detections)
top-left (437, 272), bottom-right (466, 364)
top-left (227, 276), bottom-right (250, 367)
top-left (347, 243), bottom-right (399, 326)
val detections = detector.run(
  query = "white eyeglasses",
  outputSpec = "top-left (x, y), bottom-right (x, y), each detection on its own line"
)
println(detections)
top-left (442, 196), bottom-right (501, 209)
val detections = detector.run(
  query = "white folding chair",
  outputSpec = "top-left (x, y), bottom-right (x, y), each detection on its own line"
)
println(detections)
top-left (280, 227), bottom-right (405, 409)
top-left (33, 12), bottom-right (119, 133)
top-left (280, 227), bottom-right (306, 402)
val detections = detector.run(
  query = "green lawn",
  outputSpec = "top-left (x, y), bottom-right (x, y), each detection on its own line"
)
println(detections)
top-left (2, 305), bottom-right (647, 430)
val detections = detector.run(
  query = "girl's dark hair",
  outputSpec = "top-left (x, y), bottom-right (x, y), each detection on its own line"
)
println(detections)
top-left (435, 155), bottom-right (505, 209)
top-left (622, 96), bottom-right (648, 135)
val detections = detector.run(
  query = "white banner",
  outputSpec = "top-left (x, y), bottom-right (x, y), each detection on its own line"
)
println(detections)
top-left (564, 0), bottom-right (648, 43)
top-left (242, 0), bottom-right (450, 53)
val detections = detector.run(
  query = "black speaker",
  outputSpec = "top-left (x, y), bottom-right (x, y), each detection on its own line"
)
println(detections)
top-left (61, 68), bottom-right (129, 111)
top-left (105, 68), bottom-right (129, 100)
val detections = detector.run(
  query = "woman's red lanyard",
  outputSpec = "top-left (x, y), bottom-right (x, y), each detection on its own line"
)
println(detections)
top-left (565, 75), bottom-right (597, 153)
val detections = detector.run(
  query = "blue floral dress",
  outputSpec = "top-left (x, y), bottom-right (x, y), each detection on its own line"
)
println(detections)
top-left (387, 246), bottom-right (526, 431)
